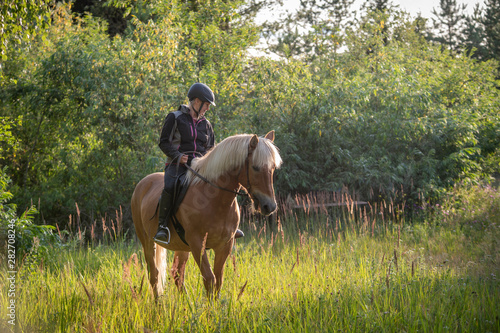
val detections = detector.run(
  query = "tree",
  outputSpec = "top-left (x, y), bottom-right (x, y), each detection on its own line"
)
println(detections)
top-left (248, 6), bottom-right (500, 202)
top-left (429, 0), bottom-right (467, 52)
top-left (359, 0), bottom-right (398, 55)
top-left (1, 3), bottom-right (186, 223)
top-left (0, 0), bottom-right (50, 62)
top-left (260, 0), bottom-right (355, 59)
top-left (1, 0), bottom-right (262, 224)
top-left (462, 4), bottom-right (488, 60)
top-left (298, 0), bottom-right (356, 56)
top-left (483, 0), bottom-right (500, 62)
top-left (2, 0), bottom-right (499, 225)
top-left (71, 0), bottom-right (128, 37)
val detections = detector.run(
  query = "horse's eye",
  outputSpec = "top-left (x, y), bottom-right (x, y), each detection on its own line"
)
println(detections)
top-left (252, 166), bottom-right (260, 172)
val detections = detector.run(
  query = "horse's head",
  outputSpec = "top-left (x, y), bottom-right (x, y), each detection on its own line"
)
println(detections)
top-left (187, 131), bottom-right (282, 215)
top-left (245, 131), bottom-right (282, 216)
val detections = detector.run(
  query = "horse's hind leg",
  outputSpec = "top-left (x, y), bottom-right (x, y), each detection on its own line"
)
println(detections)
top-left (132, 209), bottom-right (161, 298)
top-left (171, 251), bottom-right (190, 292)
top-left (142, 240), bottom-right (161, 299)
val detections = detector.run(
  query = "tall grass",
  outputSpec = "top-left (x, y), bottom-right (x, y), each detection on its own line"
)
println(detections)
top-left (1, 185), bottom-right (499, 332)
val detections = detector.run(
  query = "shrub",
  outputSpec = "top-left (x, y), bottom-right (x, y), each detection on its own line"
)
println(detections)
top-left (0, 168), bottom-right (60, 264)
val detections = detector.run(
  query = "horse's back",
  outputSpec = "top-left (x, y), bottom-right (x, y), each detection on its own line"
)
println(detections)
top-left (133, 172), bottom-right (163, 198)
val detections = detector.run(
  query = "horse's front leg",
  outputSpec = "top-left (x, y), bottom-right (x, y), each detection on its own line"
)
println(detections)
top-left (171, 251), bottom-right (190, 292)
top-left (213, 238), bottom-right (234, 296)
top-left (189, 240), bottom-right (216, 297)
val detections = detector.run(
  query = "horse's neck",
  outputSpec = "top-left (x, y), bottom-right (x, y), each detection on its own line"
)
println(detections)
top-left (203, 169), bottom-right (245, 203)
top-left (219, 171), bottom-right (244, 193)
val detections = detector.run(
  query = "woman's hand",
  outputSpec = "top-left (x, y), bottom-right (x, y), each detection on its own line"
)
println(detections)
top-left (179, 155), bottom-right (189, 164)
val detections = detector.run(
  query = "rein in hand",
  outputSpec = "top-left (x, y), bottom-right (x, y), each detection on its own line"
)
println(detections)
top-left (170, 152), bottom-right (251, 198)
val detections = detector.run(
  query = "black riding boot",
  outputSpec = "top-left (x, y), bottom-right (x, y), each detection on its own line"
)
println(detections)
top-left (235, 229), bottom-right (244, 239)
top-left (154, 190), bottom-right (173, 247)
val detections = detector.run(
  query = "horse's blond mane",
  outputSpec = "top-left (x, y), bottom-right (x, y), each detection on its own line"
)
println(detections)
top-left (187, 134), bottom-right (282, 185)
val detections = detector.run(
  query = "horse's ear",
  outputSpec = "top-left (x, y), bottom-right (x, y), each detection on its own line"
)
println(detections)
top-left (249, 134), bottom-right (259, 154)
top-left (264, 130), bottom-right (275, 142)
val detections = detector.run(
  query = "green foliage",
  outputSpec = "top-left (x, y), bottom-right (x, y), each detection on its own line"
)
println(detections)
top-left (0, 0), bottom-right (51, 62)
top-left (0, 1), bottom-right (260, 225)
top-left (462, 4), bottom-right (489, 61)
top-left (246, 9), bottom-right (500, 200)
top-left (0, 168), bottom-right (60, 264)
top-left (71, 0), bottom-right (128, 37)
top-left (0, 116), bottom-right (20, 158)
top-left (1, 9), bottom-right (158, 221)
top-left (261, 0), bottom-right (355, 60)
top-left (433, 183), bottom-right (500, 229)
top-left (424, 0), bottom-right (500, 66)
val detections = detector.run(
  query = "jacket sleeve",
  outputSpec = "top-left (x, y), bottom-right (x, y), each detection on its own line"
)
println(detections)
top-left (158, 113), bottom-right (183, 161)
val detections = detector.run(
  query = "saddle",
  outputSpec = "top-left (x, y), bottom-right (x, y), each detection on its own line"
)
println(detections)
top-left (169, 171), bottom-right (190, 245)
top-left (172, 172), bottom-right (189, 213)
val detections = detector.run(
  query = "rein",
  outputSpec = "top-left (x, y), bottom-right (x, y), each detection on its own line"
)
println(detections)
top-left (184, 157), bottom-right (252, 198)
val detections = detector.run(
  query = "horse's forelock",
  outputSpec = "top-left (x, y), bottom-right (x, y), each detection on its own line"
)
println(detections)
top-left (253, 137), bottom-right (282, 170)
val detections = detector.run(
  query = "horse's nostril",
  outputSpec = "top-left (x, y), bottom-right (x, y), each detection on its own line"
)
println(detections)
top-left (262, 202), bottom-right (276, 215)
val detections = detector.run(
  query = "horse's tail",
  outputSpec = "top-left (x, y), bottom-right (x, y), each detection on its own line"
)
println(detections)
top-left (155, 243), bottom-right (167, 296)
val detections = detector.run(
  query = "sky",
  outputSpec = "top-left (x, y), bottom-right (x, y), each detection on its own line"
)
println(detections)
top-left (260, 0), bottom-right (484, 21)
top-left (389, 0), bottom-right (482, 17)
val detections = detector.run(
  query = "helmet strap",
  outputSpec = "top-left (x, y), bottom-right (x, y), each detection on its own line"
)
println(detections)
top-left (193, 100), bottom-right (204, 119)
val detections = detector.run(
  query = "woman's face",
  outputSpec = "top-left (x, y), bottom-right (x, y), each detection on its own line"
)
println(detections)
top-left (192, 98), bottom-right (211, 119)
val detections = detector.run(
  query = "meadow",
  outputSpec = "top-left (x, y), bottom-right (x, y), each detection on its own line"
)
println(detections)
top-left (1, 185), bottom-right (499, 332)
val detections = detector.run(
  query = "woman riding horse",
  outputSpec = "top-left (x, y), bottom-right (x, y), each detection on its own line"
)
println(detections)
top-left (132, 131), bottom-right (282, 298)
top-left (154, 83), bottom-right (244, 246)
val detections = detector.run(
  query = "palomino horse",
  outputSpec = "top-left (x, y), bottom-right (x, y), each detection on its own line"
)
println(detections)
top-left (131, 131), bottom-right (282, 298)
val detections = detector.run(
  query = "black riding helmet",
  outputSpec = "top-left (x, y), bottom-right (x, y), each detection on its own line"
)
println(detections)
top-left (187, 83), bottom-right (216, 106)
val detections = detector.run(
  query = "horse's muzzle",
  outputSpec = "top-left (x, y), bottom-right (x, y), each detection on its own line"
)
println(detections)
top-left (253, 192), bottom-right (277, 216)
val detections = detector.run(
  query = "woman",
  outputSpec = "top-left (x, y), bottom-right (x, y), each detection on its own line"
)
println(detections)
top-left (154, 83), bottom-right (244, 246)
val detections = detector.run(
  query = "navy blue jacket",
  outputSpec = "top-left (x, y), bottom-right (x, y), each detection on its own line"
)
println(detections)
top-left (159, 105), bottom-right (215, 165)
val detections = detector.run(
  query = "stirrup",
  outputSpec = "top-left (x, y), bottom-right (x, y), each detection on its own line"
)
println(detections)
top-left (154, 225), bottom-right (171, 246)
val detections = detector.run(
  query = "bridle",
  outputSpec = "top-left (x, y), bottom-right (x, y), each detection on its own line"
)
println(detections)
top-left (183, 152), bottom-right (253, 199)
